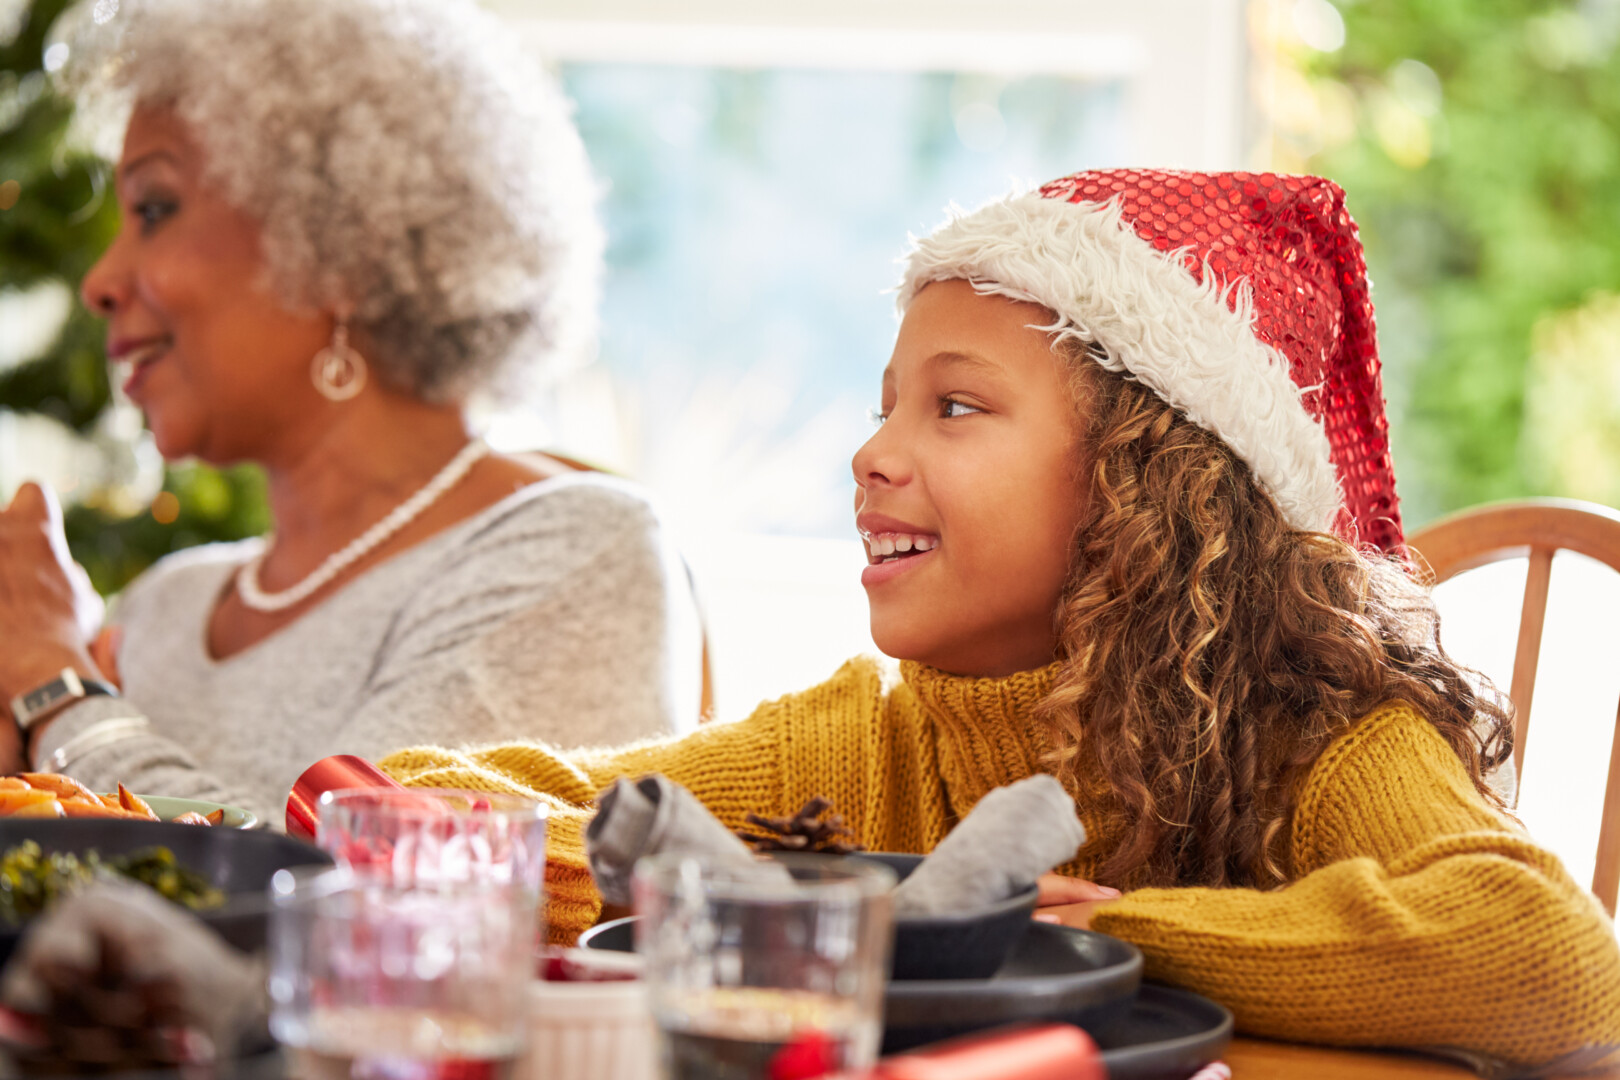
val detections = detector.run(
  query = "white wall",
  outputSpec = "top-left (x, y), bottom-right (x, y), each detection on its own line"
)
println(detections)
top-left (492, 0), bottom-right (1256, 171)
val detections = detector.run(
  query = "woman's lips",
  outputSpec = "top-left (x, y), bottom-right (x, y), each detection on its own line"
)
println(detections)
top-left (119, 342), bottom-right (169, 399)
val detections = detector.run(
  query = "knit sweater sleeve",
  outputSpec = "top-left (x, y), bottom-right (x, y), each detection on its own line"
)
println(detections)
top-left (378, 657), bottom-right (893, 944)
top-left (1090, 702), bottom-right (1620, 1072)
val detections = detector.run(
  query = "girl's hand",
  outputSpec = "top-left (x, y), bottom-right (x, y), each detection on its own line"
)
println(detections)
top-left (0, 483), bottom-right (106, 711)
top-left (1034, 873), bottom-right (1121, 930)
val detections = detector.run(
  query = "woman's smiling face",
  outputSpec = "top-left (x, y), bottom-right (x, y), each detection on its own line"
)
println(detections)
top-left (79, 104), bottom-right (332, 466)
top-left (853, 279), bottom-right (1086, 677)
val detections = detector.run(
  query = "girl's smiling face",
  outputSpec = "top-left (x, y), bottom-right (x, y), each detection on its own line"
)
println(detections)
top-left (853, 279), bottom-right (1086, 676)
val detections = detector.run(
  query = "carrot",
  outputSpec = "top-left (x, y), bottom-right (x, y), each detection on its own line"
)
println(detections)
top-left (59, 800), bottom-right (150, 821)
top-left (8, 800), bottom-right (65, 819)
top-left (19, 772), bottom-right (100, 804)
top-left (0, 777), bottom-right (31, 792)
top-left (205, 809), bottom-right (226, 826)
top-left (171, 812), bottom-right (212, 826)
top-left (0, 789), bottom-right (61, 814)
top-left (116, 784), bottom-right (159, 821)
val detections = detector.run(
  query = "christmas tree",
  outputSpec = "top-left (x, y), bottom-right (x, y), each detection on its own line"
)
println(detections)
top-left (1, 0), bottom-right (267, 596)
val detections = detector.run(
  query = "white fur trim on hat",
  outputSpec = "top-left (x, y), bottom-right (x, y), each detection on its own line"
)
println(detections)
top-left (898, 192), bottom-right (1342, 533)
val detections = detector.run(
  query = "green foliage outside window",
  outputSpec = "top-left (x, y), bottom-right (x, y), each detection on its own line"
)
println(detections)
top-left (1281, 0), bottom-right (1620, 521)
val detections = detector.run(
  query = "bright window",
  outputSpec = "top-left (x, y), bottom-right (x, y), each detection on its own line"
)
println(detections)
top-left (490, 1), bottom-right (1252, 719)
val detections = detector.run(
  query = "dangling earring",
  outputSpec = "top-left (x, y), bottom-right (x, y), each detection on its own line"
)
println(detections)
top-left (311, 318), bottom-right (368, 402)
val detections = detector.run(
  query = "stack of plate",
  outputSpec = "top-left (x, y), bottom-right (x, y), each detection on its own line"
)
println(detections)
top-left (579, 916), bottom-right (1233, 1079)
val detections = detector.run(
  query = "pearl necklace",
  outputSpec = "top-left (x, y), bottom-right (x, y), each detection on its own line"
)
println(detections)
top-left (236, 438), bottom-right (491, 613)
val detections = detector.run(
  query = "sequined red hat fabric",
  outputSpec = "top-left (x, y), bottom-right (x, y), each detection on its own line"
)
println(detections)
top-left (898, 168), bottom-right (1403, 552)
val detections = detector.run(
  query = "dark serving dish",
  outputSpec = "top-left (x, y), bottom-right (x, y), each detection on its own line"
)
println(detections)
top-left (878, 921), bottom-right (1141, 1051)
top-left (583, 850), bottom-right (1037, 981)
top-left (581, 917), bottom-right (1150, 1057)
top-left (845, 852), bottom-right (1038, 981)
top-left (0, 818), bottom-right (333, 966)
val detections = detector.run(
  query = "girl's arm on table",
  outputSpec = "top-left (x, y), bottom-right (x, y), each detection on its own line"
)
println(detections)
top-left (381, 657), bottom-right (892, 942)
top-left (1090, 702), bottom-right (1620, 1073)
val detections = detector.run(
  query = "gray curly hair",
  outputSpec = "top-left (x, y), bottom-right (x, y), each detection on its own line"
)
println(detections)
top-left (64, 0), bottom-right (601, 402)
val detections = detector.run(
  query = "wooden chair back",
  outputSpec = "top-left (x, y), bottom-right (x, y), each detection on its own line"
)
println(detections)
top-left (1407, 497), bottom-right (1620, 915)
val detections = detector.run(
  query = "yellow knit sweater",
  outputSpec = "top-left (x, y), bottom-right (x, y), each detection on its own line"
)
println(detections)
top-left (381, 656), bottom-right (1620, 1068)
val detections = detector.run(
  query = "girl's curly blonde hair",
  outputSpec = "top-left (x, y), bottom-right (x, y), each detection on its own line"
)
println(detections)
top-left (1038, 340), bottom-right (1514, 889)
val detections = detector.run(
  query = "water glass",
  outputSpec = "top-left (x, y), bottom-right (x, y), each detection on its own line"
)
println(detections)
top-left (316, 788), bottom-right (547, 898)
top-left (632, 854), bottom-right (895, 1080)
top-left (268, 790), bottom-right (547, 1079)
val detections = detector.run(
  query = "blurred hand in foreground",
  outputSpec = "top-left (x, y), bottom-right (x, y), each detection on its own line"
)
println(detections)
top-left (0, 881), bottom-right (267, 1072)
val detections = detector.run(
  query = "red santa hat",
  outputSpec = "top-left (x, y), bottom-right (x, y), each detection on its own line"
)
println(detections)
top-left (898, 168), bottom-right (1403, 552)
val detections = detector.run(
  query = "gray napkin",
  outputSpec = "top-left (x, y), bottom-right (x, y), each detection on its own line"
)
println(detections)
top-left (892, 774), bottom-right (1087, 916)
top-left (586, 775), bottom-right (788, 906)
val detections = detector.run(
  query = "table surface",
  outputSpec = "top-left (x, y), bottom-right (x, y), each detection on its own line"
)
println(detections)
top-left (1224, 1037), bottom-right (1620, 1078)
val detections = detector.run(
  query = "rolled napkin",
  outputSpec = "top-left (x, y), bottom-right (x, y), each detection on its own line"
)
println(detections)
top-left (586, 775), bottom-right (788, 906)
top-left (892, 775), bottom-right (1086, 916)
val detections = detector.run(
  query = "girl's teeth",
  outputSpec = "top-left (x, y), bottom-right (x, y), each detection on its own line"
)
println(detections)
top-left (866, 533), bottom-right (937, 558)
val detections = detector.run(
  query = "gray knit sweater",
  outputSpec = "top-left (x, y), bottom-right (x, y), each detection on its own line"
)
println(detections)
top-left (32, 473), bottom-right (704, 826)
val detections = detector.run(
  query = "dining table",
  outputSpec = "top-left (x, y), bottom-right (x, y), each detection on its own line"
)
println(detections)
top-left (1222, 1036), bottom-right (1620, 1078)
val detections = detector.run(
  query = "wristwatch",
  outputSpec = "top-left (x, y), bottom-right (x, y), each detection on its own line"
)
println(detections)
top-left (9, 668), bottom-right (119, 733)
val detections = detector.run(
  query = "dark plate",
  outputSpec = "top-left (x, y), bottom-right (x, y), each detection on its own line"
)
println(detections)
top-left (576, 912), bottom-right (646, 953)
top-left (878, 921), bottom-right (1141, 1051)
top-left (847, 852), bottom-right (1038, 981)
top-left (0, 819), bottom-right (333, 965)
top-left (581, 918), bottom-right (1157, 1057)
top-left (1087, 984), bottom-right (1233, 1079)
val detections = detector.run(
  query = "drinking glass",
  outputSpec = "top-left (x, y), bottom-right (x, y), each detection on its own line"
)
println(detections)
top-left (316, 788), bottom-right (547, 899)
top-left (632, 854), bottom-right (895, 1080)
top-left (268, 790), bottom-right (547, 1079)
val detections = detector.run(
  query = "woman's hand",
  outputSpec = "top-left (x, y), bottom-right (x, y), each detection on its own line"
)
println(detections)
top-left (0, 483), bottom-right (106, 712)
top-left (1033, 873), bottom-right (1121, 930)
top-left (90, 627), bottom-right (124, 691)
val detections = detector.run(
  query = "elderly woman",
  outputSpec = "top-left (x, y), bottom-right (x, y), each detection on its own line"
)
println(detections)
top-left (0, 0), bottom-right (703, 824)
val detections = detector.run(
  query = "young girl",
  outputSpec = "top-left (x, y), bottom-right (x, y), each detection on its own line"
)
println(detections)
top-left (383, 170), bottom-right (1620, 1069)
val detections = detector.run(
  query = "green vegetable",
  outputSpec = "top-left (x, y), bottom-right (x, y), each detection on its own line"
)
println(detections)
top-left (0, 842), bottom-right (225, 924)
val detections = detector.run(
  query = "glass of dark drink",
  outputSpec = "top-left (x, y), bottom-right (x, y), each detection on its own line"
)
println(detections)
top-left (632, 854), bottom-right (895, 1080)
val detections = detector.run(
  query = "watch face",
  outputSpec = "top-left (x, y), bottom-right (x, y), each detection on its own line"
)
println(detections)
top-left (20, 681), bottom-right (72, 716)
top-left (13, 671), bottom-right (88, 728)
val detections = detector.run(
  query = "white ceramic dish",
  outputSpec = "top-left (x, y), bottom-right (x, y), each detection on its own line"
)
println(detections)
top-left (128, 795), bottom-right (257, 829)
top-left (523, 951), bottom-right (655, 1080)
